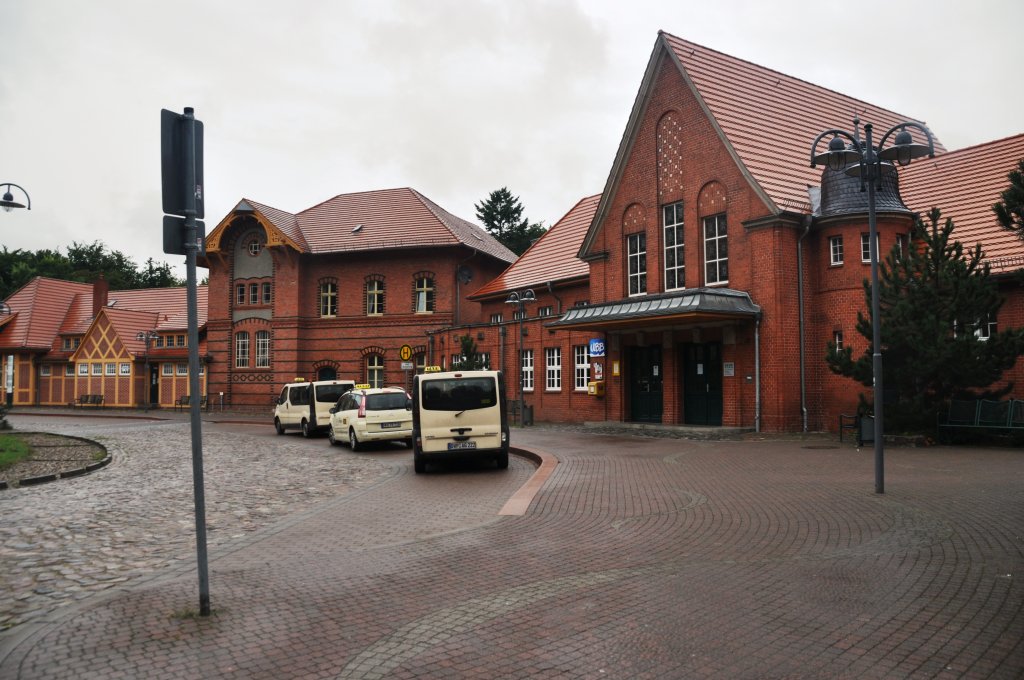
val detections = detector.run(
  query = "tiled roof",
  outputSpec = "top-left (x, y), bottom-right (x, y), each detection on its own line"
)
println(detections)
top-left (295, 188), bottom-right (516, 263)
top-left (0, 278), bottom-right (93, 349)
top-left (469, 195), bottom-right (599, 300)
top-left (102, 307), bottom-right (162, 356)
top-left (0, 277), bottom-right (208, 352)
top-left (236, 198), bottom-right (308, 250)
top-left (661, 33), bottom-right (946, 214)
top-left (900, 133), bottom-right (1024, 274)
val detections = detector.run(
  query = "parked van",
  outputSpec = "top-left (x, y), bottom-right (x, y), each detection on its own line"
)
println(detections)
top-left (411, 369), bottom-right (509, 473)
top-left (274, 379), bottom-right (355, 437)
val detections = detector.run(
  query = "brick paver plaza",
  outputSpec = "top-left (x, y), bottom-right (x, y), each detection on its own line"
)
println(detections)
top-left (0, 413), bottom-right (1021, 678)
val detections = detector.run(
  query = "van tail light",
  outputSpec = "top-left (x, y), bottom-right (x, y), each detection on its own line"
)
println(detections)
top-left (358, 401), bottom-right (366, 418)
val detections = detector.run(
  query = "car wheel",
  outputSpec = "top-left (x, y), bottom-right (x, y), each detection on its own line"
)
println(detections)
top-left (328, 425), bottom-right (339, 446)
top-left (274, 418), bottom-right (284, 435)
top-left (349, 428), bottom-right (362, 452)
top-left (496, 452), bottom-right (509, 469)
top-left (414, 451), bottom-right (426, 474)
top-left (301, 420), bottom-right (311, 438)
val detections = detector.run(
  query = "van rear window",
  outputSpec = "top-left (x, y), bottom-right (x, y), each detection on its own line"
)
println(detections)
top-left (421, 378), bottom-right (496, 412)
top-left (366, 393), bottom-right (409, 411)
top-left (316, 384), bottom-right (353, 403)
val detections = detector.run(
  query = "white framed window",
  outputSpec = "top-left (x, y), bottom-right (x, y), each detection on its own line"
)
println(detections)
top-left (235, 332), bottom-right (250, 368)
top-left (366, 279), bottom-right (384, 315)
top-left (833, 330), bottom-right (844, 351)
top-left (91, 363), bottom-right (102, 376)
top-left (255, 330), bottom-right (271, 368)
top-left (119, 363), bottom-right (131, 376)
top-left (451, 353), bottom-right (462, 369)
top-left (366, 354), bottom-right (384, 388)
top-left (162, 363), bottom-right (173, 376)
top-left (545, 347), bottom-right (561, 391)
top-left (663, 201), bottom-right (685, 290)
top-left (78, 363), bottom-right (88, 376)
top-left (247, 238), bottom-right (262, 256)
top-left (513, 310), bottom-right (525, 321)
top-left (895, 233), bottom-right (908, 261)
top-left (249, 283), bottom-right (259, 305)
top-left (830, 236), bottom-right (844, 265)
top-left (860, 233), bottom-right (879, 263)
top-left (490, 313), bottom-right (503, 324)
top-left (320, 282), bottom-right (337, 317)
top-left (538, 306), bottom-right (553, 317)
top-left (975, 316), bottom-right (997, 341)
top-left (574, 345), bottom-right (590, 390)
top-left (176, 362), bottom-right (188, 376)
top-left (236, 284), bottom-right (246, 304)
top-left (40, 364), bottom-right (51, 377)
top-left (414, 277), bottom-right (434, 313)
top-left (627, 232), bottom-right (647, 296)
top-left (521, 349), bottom-right (534, 392)
top-left (105, 363), bottom-right (116, 376)
top-left (703, 214), bottom-right (728, 285)
top-left (65, 363), bottom-right (75, 377)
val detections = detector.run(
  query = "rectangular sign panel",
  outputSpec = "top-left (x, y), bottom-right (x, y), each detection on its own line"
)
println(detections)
top-left (589, 338), bottom-right (606, 357)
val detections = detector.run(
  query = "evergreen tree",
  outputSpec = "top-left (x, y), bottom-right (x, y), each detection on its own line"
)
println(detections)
top-left (474, 187), bottom-right (546, 256)
top-left (993, 158), bottom-right (1024, 239)
top-left (827, 208), bottom-right (1024, 431)
top-left (451, 334), bottom-right (489, 370)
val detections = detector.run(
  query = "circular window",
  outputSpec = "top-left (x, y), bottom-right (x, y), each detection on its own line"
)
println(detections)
top-left (247, 239), bottom-right (263, 256)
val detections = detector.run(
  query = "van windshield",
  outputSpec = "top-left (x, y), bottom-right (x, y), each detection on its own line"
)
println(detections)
top-left (316, 384), bottom-right (353, 403)
top-left (366, 393), bottom-right (409, 411)
top-left (422, 378), bottom-right (497, 412)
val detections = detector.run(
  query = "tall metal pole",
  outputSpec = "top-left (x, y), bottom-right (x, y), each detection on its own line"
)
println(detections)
top-left (183, 107), bottom-right (211, 615)
top-left (517, 302), bottom-right (524, 426)
top-left (863, 124), bottom-right (885, 494)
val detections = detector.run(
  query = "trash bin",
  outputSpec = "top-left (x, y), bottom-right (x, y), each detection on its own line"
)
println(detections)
top-left (523, 404), bottom-right (534, 426)
top-left (858, 415), bottom-right (874, 446)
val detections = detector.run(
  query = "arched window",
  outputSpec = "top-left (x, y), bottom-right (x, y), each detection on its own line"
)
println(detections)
top-left (365, 275), bottom-right (385, 316)
top-left (366, 354), bottom-right (384, 388)
top-left (414, 276), bottom-right (435, 313)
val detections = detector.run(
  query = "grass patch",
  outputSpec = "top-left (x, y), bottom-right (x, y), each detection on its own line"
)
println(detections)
top-left (0, 433), bottom-right (32, 470)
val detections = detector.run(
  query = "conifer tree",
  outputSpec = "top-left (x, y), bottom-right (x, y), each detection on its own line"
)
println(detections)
top-left (827, 208), bottom-right (1024, 431)
top-left (474, 187), bottom-right (546, 256)
top-left (452, 334), bottom-right (489, 370)
top-left (993, 158), bottom-right (1024, 239)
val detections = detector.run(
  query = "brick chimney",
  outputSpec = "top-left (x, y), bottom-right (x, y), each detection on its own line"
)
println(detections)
top-left (92, 275), bottom-right (109, 317)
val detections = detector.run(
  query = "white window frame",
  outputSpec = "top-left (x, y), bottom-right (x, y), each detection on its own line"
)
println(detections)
top-left (833, 330), bottom-right (844, 351)
top-left (235, 332), bottom-right (250, 368)
top-left (703, 213), bottom-right (728, 285)
top-left (860, 233), bottom-right (879, 263)
top-left (975, 316), bottom-right (997, 341)
top-left (366, 354), bottom-right (384, 388)
top-left (521, 349), bottom-right (534, 392)
top-left (105, 363), bottom-right (116, 376)
top-left (320, 282), bottom-right (337, 317)
top-left (490, 313), bottom-right (503, 324)
top-left (574, 345), bottom-right (590, 390)
top-left (366, 280), bottom-right (384, 316)
top-left (176, 362), bottom-right (188, 376)
top-left (415, 277), bottom-right (434, 313)
top-left (162, 363), bottom-right (173, 376)
top-left (40, 364), bottom-right (51, 377)
top-left (91, 363), bottom-right (102, 376)
top-left (255, 330), bottom-right (271, 368)
top-left (538, 306), bottom-right (553, 317)
top-left (545, 347), bottom-right (561, 391)
top-left (830, 236), bottom-right (844, 265)
top-left (78, 363), bottom-right (88, 376)
top-left (627, 232), bottom-right (647, 296)
top-left (236, 284), bottom-right (246, 305)
top-left (119, 363), bottom-right (131, 376)
top-left (663, 201), bottom-right (685, 291)
top-left (249, 283), bottom-right (259, 305)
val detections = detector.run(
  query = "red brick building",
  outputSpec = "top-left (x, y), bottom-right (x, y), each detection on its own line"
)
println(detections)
top-left (200, 188), bottom-right (515, 408)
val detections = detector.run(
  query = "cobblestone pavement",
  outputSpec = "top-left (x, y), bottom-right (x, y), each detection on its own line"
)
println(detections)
top-left (1, 414), bottom-right (1022, 679)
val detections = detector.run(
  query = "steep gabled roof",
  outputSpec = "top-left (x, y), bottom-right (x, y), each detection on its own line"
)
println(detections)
top-left (900, 133), bottom-right (1024, 275)
top-left (0, 278), bottom-right (93, 349)
top-left (101, 307), bottom-right (162, 357)
top-left (581, 32), bottom-right (945, 257)
top-left (108, 287), bottom-right (208, 330)
top-left (470, 195), bottom-right (598, 300)
top-left (208, 188), bottom-right (517, 264)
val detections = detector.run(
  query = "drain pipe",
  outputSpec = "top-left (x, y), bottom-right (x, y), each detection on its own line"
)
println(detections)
top-left (546, 281), bottom-right (563, 314)
top-left (755, 315), bottom-right (762, 433)
top-left (797, 214), bottom-right (812, 432)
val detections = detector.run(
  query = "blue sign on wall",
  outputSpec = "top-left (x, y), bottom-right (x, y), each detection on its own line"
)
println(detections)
top-left (589, 338), bottom-right (606, 357)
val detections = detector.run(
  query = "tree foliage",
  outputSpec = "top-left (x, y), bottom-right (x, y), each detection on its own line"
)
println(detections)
top-left (0, 242), bottom-right (183, 300)
top-left (474, 187), bottom-right (546, 256)
top-left (451, 334), bottom-right (489, 370)
top-left (826, 208), bottom-right (1024, 432)
top-left (993, 158), bottom-right (1024, 239)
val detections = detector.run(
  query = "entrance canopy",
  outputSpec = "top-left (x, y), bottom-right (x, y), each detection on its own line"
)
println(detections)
top-left (546, 288), bottom-right (761, 331)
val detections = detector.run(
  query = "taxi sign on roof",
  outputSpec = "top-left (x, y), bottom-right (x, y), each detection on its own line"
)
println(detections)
top-left (424, 366), bottom-right (443, 373)
top-left (354, 383), bottom-right (372, 389)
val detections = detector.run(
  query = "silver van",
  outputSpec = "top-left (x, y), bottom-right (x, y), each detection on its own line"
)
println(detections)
top-left (411, 369), bottom-right (509, 473)
top-left (274, 379), bottom-right (355, 437)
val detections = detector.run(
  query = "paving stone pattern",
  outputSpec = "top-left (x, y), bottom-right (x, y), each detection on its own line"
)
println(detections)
top-left (0, 416), bottom-right (1022, 679)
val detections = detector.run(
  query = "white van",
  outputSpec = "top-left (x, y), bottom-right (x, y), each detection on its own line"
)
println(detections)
top-left (274, 379), bottom-right (355, 437)
top-left (411, 369), bottom-right (509, 473)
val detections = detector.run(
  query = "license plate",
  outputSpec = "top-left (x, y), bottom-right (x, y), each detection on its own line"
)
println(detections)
top-left (379, 422), bottom-right (400, 429)
top-left (448, 441), bottom-right (477, 450)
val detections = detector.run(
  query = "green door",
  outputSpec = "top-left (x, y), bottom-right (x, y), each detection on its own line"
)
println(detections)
top-left (628, 345), bottom-right (663, 423)
top-left (682, 343), bottom-right (722, 425)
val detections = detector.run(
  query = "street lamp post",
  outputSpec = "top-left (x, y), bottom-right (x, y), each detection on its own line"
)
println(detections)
top-left (136, 330), bottom-right (159, 412)
top-left (810, 117), bottom-right (935, 494)
top-left (0, 183), bottom-right (31, 212)
top-left (504, 289), bottom-right (535, 426)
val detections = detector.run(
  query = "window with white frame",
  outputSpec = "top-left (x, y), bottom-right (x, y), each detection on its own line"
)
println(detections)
top-left (490, 313), bottom-right (503, 324)
top-left (521, 349), bottom-right (534, 391)
top-left (119, 363), bottom-right (131, 376)
top-left (895, 233), bottom-right (908, 261)
top-left (236, 284), bottom-right (245, 304)
top-left (538, 306), bottom-right (553, 317)
top-left (830, 236), bottom-right (844, 265)
top-left (663, 201), bottom-right (685, 290)
top-left (479, 352), bottom-right (491, 369)
top-left (255, 330), bottom-right (271, 367)
top-left (366, 354), bottom-right (383, 388)
top-left (414, 277), bottom-right (435, 313)
top-left (235, 332), bottom-right (250, 368)
top-left (366, 279), bottom-right (384, 315)
top-left (627, 232), bottom-right (647, 296)
top-left (833, 330), bottom-right (844, 351)
top-left (574, 345), bottom-right (589, 390)
top-left (513, 309), bottom-right (525, 321)
top-left (176, 362), bottom-right (188, 376)
top-left (319, 282), bottom-right (337, 317)
top-left (40, 364), bottom-right (51, 376)
top-left (105, 363), bottom-right (116, 376)
top-left (975, 315), bottom-right (997, 341)
top-left (249, 283), bottom-right (259, 305)
top-left (162, 363), bottom-right (173, 376)
top-left (860, 233), bottom-right (878, 263)
top-left (91, 363), bottom-right (102, 376)
top-left (703, 214), bottom-right (728, 284)
top-left (545, 347), bottom-right (561, 390)
top-left (78, 363), bottom-right (88, 376)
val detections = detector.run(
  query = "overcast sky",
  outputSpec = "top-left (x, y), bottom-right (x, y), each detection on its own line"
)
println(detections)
top-left (1, 0), bottom-right (1021, 281)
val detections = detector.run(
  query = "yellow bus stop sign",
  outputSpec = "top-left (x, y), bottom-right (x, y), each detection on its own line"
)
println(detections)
top-left (399, 344), bottom-right (413, 362)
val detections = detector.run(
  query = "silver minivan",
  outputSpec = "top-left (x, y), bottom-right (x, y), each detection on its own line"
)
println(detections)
top-left (274, 379), bottom-right (355, 437)
top-left (411, 370), bottom-right (509, 473)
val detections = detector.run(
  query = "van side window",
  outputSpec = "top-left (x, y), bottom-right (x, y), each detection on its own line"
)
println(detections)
top-left (290, 385), bottom-right (310, 405)
top-left (279, 387), bottom-right (288, 403)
